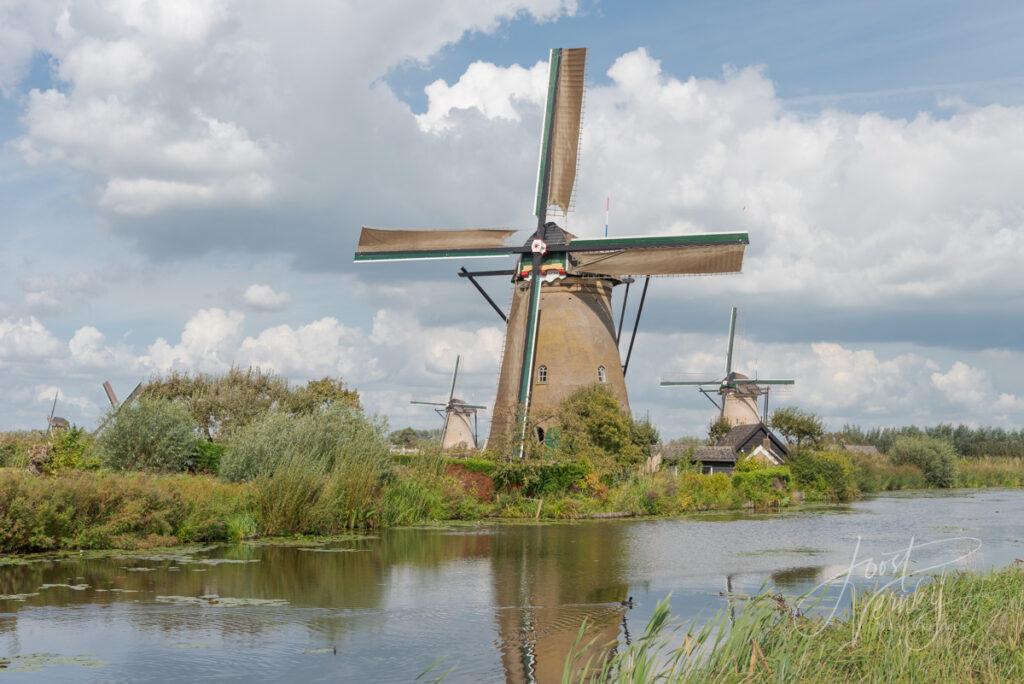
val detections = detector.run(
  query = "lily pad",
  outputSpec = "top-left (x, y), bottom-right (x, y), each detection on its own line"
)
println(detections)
top-left (39, 583), bottom-right (90, 591)
top-left (0, 592), bottom-right (39, 601)
top-left (2, 652), bottom-right (105, 673)
top-left (154, 594), bottom-right (288, 607)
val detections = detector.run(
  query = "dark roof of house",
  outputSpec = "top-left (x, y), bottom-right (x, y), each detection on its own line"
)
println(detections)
top-left (692, 446), bottom-right (738, 464)
top-left (716, 423), bottom-right (790, 458)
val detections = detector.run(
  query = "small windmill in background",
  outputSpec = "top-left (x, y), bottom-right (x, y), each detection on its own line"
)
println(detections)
top-left (46, 392), bottom-right (69, 433)
top-left (410, 355), bottom-right (487, 450)
top-left (660, 307), bottom-right (794, 426)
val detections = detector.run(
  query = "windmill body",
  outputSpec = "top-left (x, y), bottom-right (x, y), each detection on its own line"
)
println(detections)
top-left (357, 47), bottom-right (749, 455)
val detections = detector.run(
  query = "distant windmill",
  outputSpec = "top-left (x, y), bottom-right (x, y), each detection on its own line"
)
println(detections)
top-left (46, 392), bottom-right (69, 433)
top-left (355, 47), bottom-right (749, 454)
top-left (410, 356), bottom-right (487, 450)
top-left (660, 307), bottom-right (794, 426)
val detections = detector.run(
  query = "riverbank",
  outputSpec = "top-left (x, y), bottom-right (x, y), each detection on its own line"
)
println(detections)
top-left (567, 564), bottom-right (1024, 682)
top-left (3, 455), bottom-right (1024, 554)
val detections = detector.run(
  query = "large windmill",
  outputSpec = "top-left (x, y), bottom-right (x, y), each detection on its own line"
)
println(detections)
top-left (660, 307), bottom-right (794, 426)
top-left (355, 47), bottom-right (749, 454)
top-left (410, 355), bottom-right (486, 450)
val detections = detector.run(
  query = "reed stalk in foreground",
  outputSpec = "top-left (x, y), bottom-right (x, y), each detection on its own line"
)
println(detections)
top-left (563, 566), bottom-right (1024, 683)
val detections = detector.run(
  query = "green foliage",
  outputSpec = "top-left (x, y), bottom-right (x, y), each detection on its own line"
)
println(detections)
top-left (492, 460), bottom-right (591, 497)
top-left (676, 471), bottom-right (736, 511)
top-left (98, 398), bottom-right (200, 473)
top-left (889, 435), bottom-right (958, 488)
top-left (284, 376), bottom-right (361, 414)
top-left (788, 450), bottom-right (858, 502)
top-left (771, 406), bottom-right (824, 447)
top-left (0, 431), bottom-right (47, 468)
top-left (142, 368), bottom-right (361, 440)
top-left (957, 456), bottom-right (1024, 488)
top-left (220, 405), bottom-right (387, 482)
top-left (236, 406), bottom-right (392, 534)
top-left (730, 465), bottom-right (791, 506)
top-left (836, 422), bottom-right (1024, 459)
top-left (193, 440), bottom-right (225, 474)
top-left (706, 415), bottom-right (731, 445)
top-left (46, 427), bottom-right (100, 472)
top-left (553, 384), bottom-right (652, 469)
top-left (388, 426), bottom-right (441, 448)
top-left (565, 567), bottom-right (1024, 683)
top-left (846, 448), bottom-right (927, 492)
top-left (0, 470), bottom-right (251, 553)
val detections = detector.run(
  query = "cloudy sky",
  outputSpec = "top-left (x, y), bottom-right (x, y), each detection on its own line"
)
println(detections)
top-left (1, 1), bottom-right (1022, 438)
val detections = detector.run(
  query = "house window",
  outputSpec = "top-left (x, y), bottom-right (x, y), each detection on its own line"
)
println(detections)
top-left (597, 365), bottom-right (606, 383)
top-left (536, 426), bottom-right (545, 443)
top-left (537, 365), bottom-right (547, 384)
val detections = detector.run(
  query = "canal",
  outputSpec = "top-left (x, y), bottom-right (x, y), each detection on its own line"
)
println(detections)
top-left (1, 488), bottom-right (1022, 681)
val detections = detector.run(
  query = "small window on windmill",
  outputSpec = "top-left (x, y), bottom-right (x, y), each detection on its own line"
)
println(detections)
top-left (537, 365), bottom-right (548, 384)
top-left (597, 365), bottom-right (606, 383)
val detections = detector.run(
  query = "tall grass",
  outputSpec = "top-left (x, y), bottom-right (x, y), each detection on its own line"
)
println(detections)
top-left (0, 469), bottom-right (252, 553)
top-left (564, 566), bottom-right (1024, 682)
top-left (957, 457), bottom-right (1024, 488)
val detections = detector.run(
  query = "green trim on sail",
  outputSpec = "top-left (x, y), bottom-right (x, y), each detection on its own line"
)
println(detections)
top-left (517, 272), bottom-right (543, 406)
top-left (533, 49), bottom-right (561, 218)
top-left (354, 247), bottom-right (516, 261)
top-left (568, 232), bottom-right (749, 250)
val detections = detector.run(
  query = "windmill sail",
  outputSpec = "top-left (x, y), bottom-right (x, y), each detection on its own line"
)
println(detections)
top-left (569, 233), bottom-right (748, 277)
top-left (534, 48), bottom-right (586, 217)
top-left (355, 227), bottom-right (518, 261)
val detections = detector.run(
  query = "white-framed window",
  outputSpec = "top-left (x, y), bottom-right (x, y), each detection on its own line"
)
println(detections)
top-left (537, 365), bottom-right (548, 384)
top-left (597, 365), bottom-right (606, 383)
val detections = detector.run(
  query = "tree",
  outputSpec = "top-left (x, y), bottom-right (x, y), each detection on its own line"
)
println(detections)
top-left (770, 407), bottom-right (824, 447)
top-left (707, 416), bottom-right (731, 445)
top-left (287, 377), bottom-right (361, 414)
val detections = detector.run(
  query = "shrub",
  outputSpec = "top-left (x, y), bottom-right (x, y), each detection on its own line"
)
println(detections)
top-left (789, 450), bottom-right (858, 502)
top-left (47, 427), bottom-right (100, 472)
top-left (98, 399), bottom-right (200, 473)
top-left (731, 464), bottom-right (791, 507)
top-left (491, 460), bottom-right (591, 497)
top-left (555, 385), bottom-right (649, 467)
top-left (0, 469), bottom-right (251, 552)
top-left (233, 406), bottom-right (392, 533)
top-left (889, 435), bottom-right (958, 488)
top-left (221, 405), bottom-right (388, 482)
top-left (194, 440), bottom-right (225, 474)
top-left (677, 472), bottom-right (736, 511)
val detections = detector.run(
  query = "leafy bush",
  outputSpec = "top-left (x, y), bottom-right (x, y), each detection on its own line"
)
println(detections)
top-left (788, 450), bottom-right (857, 502)
top-left (889, 435), bottom-right (958, 488)
top-left (98, 399), bottom-right (200, 473)
top-left (553, 384), bottom-right (652, 468)
top-left (731, 464), bottom-right (791, 506)
top-left (47, 427), bottom-right (100, 472)
top-left (491, 460), bottom-right (591, 497)
top-left (676, 472), bottom-right (736, 511)
top-left (194, 440), bottom-right (225, 474)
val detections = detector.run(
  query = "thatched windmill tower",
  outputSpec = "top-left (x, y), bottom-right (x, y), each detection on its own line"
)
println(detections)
top-left (410, 355), bottom-right (485, 450)
top-left (660, 307), bottom-right (794, 426)
top-left (356, 48), bottom-right (749, 454)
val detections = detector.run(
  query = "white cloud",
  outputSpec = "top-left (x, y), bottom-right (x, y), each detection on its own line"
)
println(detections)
top-left (58, 38), bottom-right (154, 92)
top-left (417, 60), bottom-right (549, 132)
top-left (0, 317), bottom-right (63, 362)
top-left (931, 361), bottom-right (992, 406)
top-left (35, 385), bottom-right (93, 413)
top-left (243, 283), bottom-right (290, 311)
top-left (141, 307), bottom-right (244, 372)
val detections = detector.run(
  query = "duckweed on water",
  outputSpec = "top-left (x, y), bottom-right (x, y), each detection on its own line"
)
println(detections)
top-left (0, 592), bottom-right (38, 601)
top-left (38, 583), bottom-right (89, 591)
